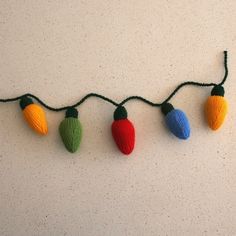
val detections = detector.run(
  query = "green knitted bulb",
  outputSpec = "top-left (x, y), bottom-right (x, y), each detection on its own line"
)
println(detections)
top-left (59, 117), bottom-right (82, 153)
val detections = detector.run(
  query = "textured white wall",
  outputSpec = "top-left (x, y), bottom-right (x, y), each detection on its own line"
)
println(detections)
top-left (0, 1), bottom-right (236, 235)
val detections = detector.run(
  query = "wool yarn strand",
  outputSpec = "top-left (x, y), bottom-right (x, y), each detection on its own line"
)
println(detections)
top-left (0, 51), bottom-right (228, 111)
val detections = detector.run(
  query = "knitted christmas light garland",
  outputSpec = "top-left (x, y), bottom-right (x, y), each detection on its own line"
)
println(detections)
top-left (0, 51), bottom-right (229, 155)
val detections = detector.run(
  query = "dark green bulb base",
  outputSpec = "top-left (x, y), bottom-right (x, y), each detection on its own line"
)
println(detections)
top-left (161, 103), bottom-right (174, 116)
top-left (65, 107), bottom-right (78, 118)
top-left (114, 106), bottom-right (128, 120)
top-left (211, 85), bottom-right (225, 96)
top-left (20, 96), bottom-right (34, 110)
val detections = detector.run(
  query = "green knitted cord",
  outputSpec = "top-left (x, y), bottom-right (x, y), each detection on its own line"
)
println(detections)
top-left (59, 117), bottom-right (82, 153)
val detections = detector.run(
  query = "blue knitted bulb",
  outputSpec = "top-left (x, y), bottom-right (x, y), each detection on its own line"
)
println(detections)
top-left (161, 103), bottom-right (190, 140)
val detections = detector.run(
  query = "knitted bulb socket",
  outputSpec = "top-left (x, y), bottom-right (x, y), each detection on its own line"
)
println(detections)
top-left (19, 96), bottom-right (48, 135)
top-left (59, 107), bottom-right (82, 153)
top-left (111, 106), bottom-right (135, 155)
top-left (204, 85), bottom-right (228, 130)
top-left (161, 103), bottom-right (190, 140)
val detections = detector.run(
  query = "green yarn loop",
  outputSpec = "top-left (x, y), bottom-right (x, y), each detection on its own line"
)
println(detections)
top-left (59, 117), bottom-right (82, 153)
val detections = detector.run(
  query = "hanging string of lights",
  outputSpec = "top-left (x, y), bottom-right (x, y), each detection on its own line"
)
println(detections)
top-left (0, 51), bottom-right (229, 155)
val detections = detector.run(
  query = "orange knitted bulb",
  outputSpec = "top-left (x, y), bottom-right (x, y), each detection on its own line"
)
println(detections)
top-left (204, 85), bottom-right (228, 130)
top-left (20, 97), bottom-right (48, 135)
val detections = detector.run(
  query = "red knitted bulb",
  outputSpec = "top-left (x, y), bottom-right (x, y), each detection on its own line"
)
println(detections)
top-left (111, 119), bottom-right (135, 155)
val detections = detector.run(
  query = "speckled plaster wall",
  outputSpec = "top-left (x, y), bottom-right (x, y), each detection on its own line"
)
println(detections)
top-left (0, 1), bottom-right (236, 235)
